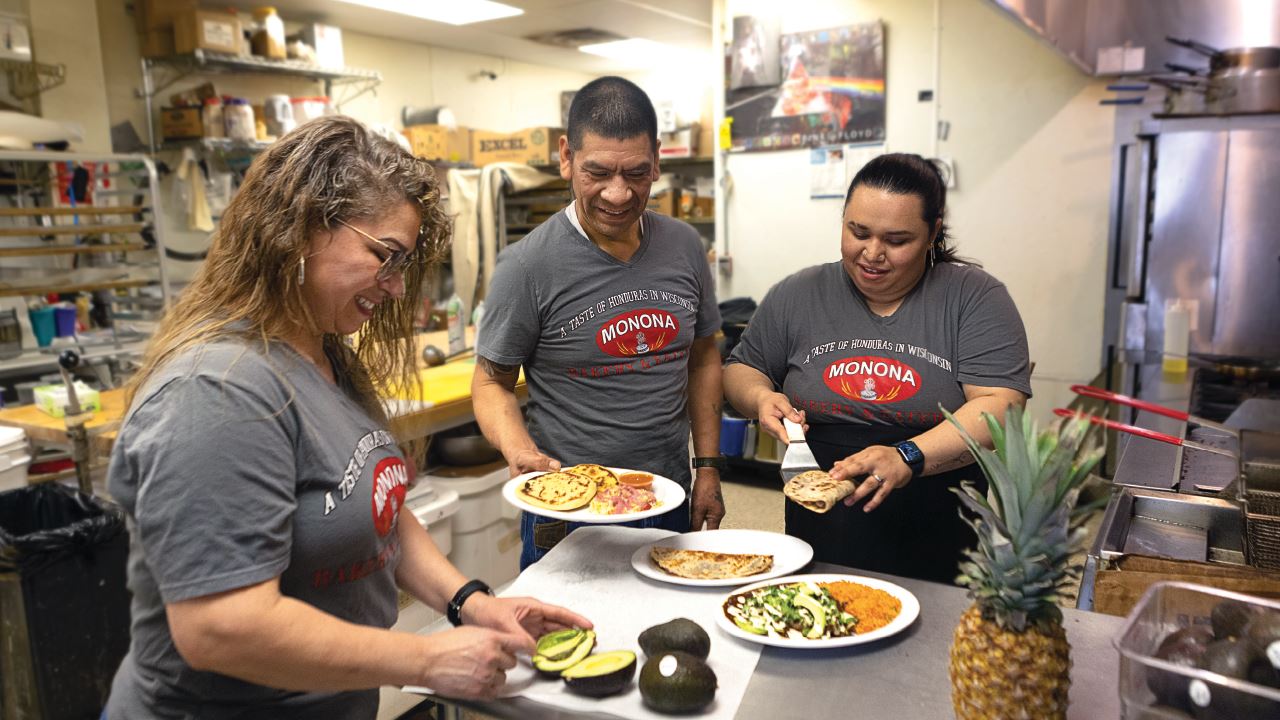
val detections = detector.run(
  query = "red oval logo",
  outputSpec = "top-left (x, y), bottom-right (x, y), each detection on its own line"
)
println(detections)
top-left (823, 355), bottom-right (922, 404)
top-left (595, 308), bottom-right (680, 358)
top-left (370, 457), bottom-right (408, 537)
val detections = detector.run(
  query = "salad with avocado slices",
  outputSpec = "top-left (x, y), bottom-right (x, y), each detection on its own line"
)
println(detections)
top-left (723, 581), bottom-right (857, 640)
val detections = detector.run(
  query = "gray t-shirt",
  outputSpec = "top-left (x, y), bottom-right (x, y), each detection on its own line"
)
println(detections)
top-left (729, 261), bottom-right (1031, 430)
top-left (477, 207), bottom-right (721, 485)
top-left (105, 338), bottom-right (409, 719)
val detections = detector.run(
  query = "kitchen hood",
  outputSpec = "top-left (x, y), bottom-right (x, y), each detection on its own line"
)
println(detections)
top-left (987, 0), bottom-right (1280, 76)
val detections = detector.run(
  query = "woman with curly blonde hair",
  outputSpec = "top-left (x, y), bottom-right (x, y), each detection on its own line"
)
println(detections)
top-left (104, 116), bottom-right (589, 719)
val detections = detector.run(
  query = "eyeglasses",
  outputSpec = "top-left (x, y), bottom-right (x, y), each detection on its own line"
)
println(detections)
top-left (336, 219), bottom-right (415, 281)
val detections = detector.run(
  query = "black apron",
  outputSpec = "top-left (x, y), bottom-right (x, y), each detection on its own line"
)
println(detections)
top-left (785, 423), bottom-right (988, 585)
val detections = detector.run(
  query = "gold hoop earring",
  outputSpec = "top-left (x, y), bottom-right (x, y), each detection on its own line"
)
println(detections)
top-left (298, 256), bottom-right (306, 286)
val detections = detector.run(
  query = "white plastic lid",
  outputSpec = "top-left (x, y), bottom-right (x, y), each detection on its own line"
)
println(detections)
top-left (409, 487), bottom-right (460, 526)
top-left (0, 426), bottom-right (25, 450)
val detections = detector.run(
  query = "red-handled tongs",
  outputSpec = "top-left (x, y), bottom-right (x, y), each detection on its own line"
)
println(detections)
top-left (1069, 384), bottom-right (1236, 436)
top-left (1052, 408), bottom-right (1236, 459)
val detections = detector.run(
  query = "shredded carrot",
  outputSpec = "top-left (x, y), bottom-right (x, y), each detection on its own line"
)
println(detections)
top-left (821, 581), bottom-right (902, 634)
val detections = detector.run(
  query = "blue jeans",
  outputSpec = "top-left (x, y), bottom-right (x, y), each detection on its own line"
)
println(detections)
top-left (520, 496), bottom-right (690, 569)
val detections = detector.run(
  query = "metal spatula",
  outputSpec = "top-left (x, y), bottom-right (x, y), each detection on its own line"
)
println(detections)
top-left (780, 418), bottom-right (819, 483)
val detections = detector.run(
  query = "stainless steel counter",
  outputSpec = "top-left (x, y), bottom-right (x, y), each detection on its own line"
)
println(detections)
top-left (398, 563), bottom-right (1123, 720)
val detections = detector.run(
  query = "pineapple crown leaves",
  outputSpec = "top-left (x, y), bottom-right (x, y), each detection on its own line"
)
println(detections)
top-left (943, 405), bottom-right (1105, 632)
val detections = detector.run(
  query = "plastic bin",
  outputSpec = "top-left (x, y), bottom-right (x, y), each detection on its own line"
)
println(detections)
top-left (719, 415), bottom-right (748, 457)
top-left (0, 484), bottom-right (130, 719)
top-left (421, 461), bottom-right (520, 588)
top-left (1115, 580), bottom-right (1280, 719)
top-left (0, 426), bottom-right (29, 491)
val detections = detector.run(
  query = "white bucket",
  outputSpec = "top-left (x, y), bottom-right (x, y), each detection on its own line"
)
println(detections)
top-left (0, 426), bottom-right (29, 491)
top-left (421, 462), bottom-right (521, 588)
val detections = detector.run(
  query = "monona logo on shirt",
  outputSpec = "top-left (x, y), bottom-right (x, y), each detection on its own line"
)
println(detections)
top-left (595, 308), bottom-right (680, 357)
top-left (824, 355), bottom-right (922, 404)
top-left (370, 457), bottom-right (409, 537)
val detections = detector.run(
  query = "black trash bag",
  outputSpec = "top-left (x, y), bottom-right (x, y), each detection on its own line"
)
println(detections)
top-left (0, 483), bottom-right (130, 720)
top-left (0, 482), bottom-right (125, 573)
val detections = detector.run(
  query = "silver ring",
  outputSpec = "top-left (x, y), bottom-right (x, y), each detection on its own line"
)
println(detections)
top-left (872, 473), bottom-right (885, 487)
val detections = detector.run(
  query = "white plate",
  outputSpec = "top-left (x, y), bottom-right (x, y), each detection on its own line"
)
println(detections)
top-left (715, 573), bottom-right (920, 649)
top-left (502, 468), bottom-right (686, 523)
top-left (630, 529), bottom-right (814, 587)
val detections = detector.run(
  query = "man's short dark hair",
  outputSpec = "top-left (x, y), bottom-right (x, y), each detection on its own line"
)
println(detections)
top-left (567, 76), bottom-right (658, 154)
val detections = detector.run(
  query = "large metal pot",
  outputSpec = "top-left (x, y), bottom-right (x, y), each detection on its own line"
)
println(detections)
top-left (1168, 37), bottom-right (1280, 73)
top-left (1206, 68), bottom-right (1280, 114)
top-left (1164, 37), bottom-right (1280, 114)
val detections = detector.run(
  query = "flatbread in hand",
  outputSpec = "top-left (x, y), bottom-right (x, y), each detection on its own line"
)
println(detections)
top-left (783, 470), bottom-right (857, 513)
top-left (649, 546), bottom-right (774, 580)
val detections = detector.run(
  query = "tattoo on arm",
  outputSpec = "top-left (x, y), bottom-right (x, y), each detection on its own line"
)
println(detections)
top-left (929, 453), bottom-right (974, 475)
top-left (477, 357), bottom-right (519, 379)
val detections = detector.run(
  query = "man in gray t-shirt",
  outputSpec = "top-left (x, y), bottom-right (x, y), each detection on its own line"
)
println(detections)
top-left (473, 77), bottom-right (724, 567)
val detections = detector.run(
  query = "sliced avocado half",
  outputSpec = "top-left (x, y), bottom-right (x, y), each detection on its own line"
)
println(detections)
top-left (532, 630), bottom-right (595, 676)
top-left (536, 628), bottom-right (588, 661)
top-left (562, 650), bottom-right (637, 697)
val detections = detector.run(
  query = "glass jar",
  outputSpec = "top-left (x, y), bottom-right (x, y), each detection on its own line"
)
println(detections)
top-left (0, 309), bottom-right (21, 360)
top-left (251, 7), bottom-right (286, 60)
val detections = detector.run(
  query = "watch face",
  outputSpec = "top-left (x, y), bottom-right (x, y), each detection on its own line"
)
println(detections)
top-left (897, 442), bottom-right (923, 464)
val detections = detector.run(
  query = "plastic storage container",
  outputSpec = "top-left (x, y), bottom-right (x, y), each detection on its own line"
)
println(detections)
top-left (421, 462), bottom-right (520, 588)
top-left (202, 97), bottom-right (224, 139)
top-left (224, 98), bottom-right (255, 141)
top-left (0, 426), bottom-right (29, 491)
top-left (719, 415), bottom-right (748, 456)
top-left (1115, 580), bottom-right (1280, 719)
top-left (0, 484), bottom-right (130, 719)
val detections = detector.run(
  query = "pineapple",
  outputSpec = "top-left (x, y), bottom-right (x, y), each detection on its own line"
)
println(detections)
top-left (945, 406), bottom-right (1103, 720)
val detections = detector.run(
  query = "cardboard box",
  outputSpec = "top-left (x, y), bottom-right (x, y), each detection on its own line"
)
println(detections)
top-left (471, 127), bottom-right (564, 166)
top-left (647, 189), bottom-right (680, 217)
top-left (135, 0), bottom-right (198, 32)
top-left (403, 124), bottom-right (472, 163)
top-left (659, 123), bottom-right (700, 159)
top-left (174, 9), bottom-right (241, 55)
top-left (138, 28), bottom-right (174, 59)
top-left (299, 23), bottom-right (344, 68)
top-left (160, 106), bottom-right (203, 141)
top-left (691, 195), bottom-right (714, 218)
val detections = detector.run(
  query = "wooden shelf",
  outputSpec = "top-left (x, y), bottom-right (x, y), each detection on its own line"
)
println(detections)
top-left (0, 278), bottom-right (154, 298)
top-left (0, 243), bottom-right (149, 258)
top-left (0, 223), bottom-right (144, 237)
top-left (0, 206), bottom-right (145, 217)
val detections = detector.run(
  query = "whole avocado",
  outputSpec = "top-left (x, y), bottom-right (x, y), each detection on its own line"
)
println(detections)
top-left (639, 618), bottom-right (711, 660)
top-left (1192, 639), bottom-right (1273, 720)
top-left (1148, 626), bottom-right (1214, 711)
top-left (639, 651), bottom-right (717, 714)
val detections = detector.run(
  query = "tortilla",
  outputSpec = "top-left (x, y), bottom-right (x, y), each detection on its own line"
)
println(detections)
top-left (649, 546), bottom-right (774, 580)
top-left (783, 470), bottom-right (857, 513)
top-left (516, 471), bottom-right (597, 511)
top-left (564, 463), bottom-right (619, 488)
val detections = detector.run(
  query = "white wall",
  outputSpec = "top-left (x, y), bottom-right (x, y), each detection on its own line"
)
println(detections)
top-left (32, 0), bottom-right (112, 152)
top-left (716, 0), bottom-right (1113, 424)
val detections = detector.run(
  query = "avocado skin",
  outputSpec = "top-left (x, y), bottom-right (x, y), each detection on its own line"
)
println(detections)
top-left (639, 651), bottom-right (717, 714)
top-left (1192, 639), bottom-right (1275, 720)
top-left (562, 650), bottom-right (637, 698)
top-left (638, 618), bottom-right (711, 660)
top-left (1148, 626), bottom-right (1213, 711)
top-left (1211, 600), bottom-right (1259, 641)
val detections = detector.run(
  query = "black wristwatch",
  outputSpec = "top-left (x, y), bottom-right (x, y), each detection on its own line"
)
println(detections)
top-left (894, 440), bottom-right (926, 479)
top-left (692, 456), bottom-right (727, 471)
top-left (447, 579), bottom-right (493, 626)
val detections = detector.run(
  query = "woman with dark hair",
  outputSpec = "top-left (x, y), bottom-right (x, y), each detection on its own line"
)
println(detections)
top-left (723, 153), bottom-right (1031, 583)
top-left (104, 116), bottom-right (589, 719)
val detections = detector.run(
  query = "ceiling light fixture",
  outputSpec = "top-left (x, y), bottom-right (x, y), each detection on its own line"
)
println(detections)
top-left (334, 0), bottom-right (524, 26)
top-left (578, 38), bottom-right (674, 64)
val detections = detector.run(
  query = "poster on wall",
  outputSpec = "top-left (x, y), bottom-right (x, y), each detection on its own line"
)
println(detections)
top-left (730, 15), bottom-right (782, 90)
top-left (727, 22), bottom-right (885, 153)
